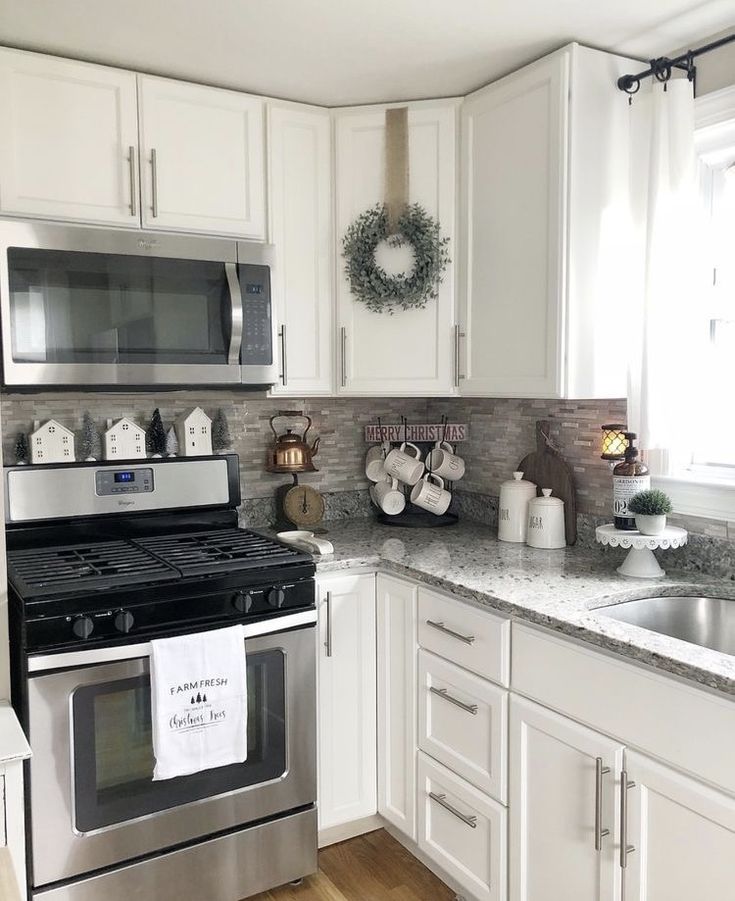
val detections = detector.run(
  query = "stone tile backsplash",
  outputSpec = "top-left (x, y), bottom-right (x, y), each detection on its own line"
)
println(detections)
top-left (2, 390), bottom-right (732, 576)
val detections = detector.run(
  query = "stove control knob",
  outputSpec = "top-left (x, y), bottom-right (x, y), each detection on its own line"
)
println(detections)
top-left (114, 610), bottom-right (135, 634)
top-left (232, 592), bottom-right (254, 614)
top-left (267, 587), bottom-right (286, 609)
top-left (72, 616), bottom-right (94, 640)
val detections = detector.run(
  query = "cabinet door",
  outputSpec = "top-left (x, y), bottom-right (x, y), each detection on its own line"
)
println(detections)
top-left (268, 103), bottom-right (333, 395)
top-left (509, 696), bottom-right (623, 901)
top-left (0, 48), bottom-right (140, 227)
top-left (459, 51), bottom-right (568, 397)
top-left (317, 574), bottom-right (377, 831)
top-left (623, 750), bottom-right (735, 901)
top-left (138, 75), bottom-right (265, 238)
top-left (376, 574), bottom-right (417, 839)
top-left (334, 101), bottom-right (458, 396)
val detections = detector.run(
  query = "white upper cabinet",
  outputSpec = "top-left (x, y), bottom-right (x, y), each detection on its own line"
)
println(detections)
top-left (0, 48), bottom-right (140, 227)
top-left (459, 43), bottom-right (636, 398)
top-left (268, 102), bottom-right (333, 395)
top-left (334, 101), bottom-right (458, 396)
top-left (138, 75), bottom-right (265, 238)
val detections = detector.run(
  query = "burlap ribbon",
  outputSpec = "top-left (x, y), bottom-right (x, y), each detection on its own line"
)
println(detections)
top-left (384, 107), bottom-right (409, 233)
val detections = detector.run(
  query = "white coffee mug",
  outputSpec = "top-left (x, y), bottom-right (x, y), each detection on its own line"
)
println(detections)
top-left (373, 476), bottom-right (406, 516)
top-left (365, 442), bottom-right (390, 482)
top-left (410, 473), bottom-right (451, 515)
top-left (426, 441), bottom-right (465, 482)
top-left (384, 441), bottom-right (424, 486)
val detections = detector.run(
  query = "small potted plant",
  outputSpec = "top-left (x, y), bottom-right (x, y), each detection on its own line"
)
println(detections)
top-left (628, 488), bottom-right (673, 535)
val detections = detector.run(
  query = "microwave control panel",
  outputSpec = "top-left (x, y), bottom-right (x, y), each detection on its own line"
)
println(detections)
top-left (239, 263), bottom-right (272, 365)
top-left (95, 468), bottom-right (154, 496)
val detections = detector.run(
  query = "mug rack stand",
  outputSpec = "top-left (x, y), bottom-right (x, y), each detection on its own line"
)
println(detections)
top-left (368, 416), bottom-right (465, 528)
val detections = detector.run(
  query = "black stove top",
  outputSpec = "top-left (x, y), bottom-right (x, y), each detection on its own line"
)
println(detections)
top-left (7, 528), bottom-right (309, 601)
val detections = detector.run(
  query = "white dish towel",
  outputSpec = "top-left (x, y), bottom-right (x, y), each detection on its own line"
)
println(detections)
top-left (150, 625), bottom-right (248, 781)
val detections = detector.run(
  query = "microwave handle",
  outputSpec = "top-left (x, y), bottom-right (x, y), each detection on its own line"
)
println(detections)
top-left (27, 609), bottom-right (317, 674)
top-left (225, 262), bottom-right (244, 365)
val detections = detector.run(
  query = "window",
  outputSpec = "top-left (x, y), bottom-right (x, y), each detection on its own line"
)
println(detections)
top-left (652, 89), bottom-right (735, 520)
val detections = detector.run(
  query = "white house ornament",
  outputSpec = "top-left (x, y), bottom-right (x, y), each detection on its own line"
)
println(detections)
top-left (175, 407), bottom-right (212, 456)
top-left (30, 419), bottom-right (75, 464)
top-left (104, 417), bottom-right (147, 460)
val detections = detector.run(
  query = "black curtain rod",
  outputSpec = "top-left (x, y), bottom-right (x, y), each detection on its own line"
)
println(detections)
top-left (617, 31), bottom-right (735, 94)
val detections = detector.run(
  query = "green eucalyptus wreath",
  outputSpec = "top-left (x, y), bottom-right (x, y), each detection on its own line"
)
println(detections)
top-left (342, 203), bottom-right (450, 313)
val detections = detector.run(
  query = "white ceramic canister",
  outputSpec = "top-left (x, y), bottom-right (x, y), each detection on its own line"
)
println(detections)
top-left (526, 488), bottom-right (566, 549)
top-left (498, 471), bottom-right (537, 543)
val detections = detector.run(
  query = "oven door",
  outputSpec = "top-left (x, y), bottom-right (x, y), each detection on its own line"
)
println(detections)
top-left (0, 220), bottom-right (267, 387)
top-left (26, 613), bottom-right (316, 888)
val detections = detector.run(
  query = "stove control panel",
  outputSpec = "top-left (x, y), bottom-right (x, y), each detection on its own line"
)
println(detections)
top-left (96, 468), bottom-right (154, 496)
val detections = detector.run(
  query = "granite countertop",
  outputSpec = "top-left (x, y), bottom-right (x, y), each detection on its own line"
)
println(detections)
top-left (311, 518), bottom-right (735, 696)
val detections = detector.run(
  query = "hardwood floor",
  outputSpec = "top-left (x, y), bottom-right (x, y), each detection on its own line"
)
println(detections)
top-left (248, 829), bottom-right (455, 901)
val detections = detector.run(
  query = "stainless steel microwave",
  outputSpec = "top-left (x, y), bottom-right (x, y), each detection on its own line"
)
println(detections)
top-left (0, 220), bottom-right (278, 387)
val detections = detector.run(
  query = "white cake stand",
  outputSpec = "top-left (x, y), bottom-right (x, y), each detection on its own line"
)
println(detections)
top-left (595, 524), bottom-right (688, 579)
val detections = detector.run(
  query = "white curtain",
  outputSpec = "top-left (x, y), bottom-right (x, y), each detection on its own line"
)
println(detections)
top-left (626, 79), bottom-right (706, 475)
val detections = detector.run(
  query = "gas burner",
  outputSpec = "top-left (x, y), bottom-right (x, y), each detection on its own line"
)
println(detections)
top-left (136, 529), bottom-right (304, 576)
top-left (7, 540), bottom-right (176, 599)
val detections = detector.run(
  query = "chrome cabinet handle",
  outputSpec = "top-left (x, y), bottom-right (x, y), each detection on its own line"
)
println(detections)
top-left (128, 145), bottom-right (137, 217)
top-left (278, 324), bottom-right (287, 386)
top-left (151, 148), bottom-right (159, 217)
top-left (224, 263), bottom-right (243, 365)
top-left (324, 591), bottom-right (333, 657)
top-left (454, 325), bottom-right (465, 386)
top-left (426, 619), bottom-right (475, 645)
top-left (340, 327), bottom-right (347, 387)
top-left (595, 757), bottom-right (611, 851)
top-left (620, 769), bottom-right (636, 868)
top-left (430, 686), bottom-right (478, 715)
top-left (429, 792), bottom-right (477, 829)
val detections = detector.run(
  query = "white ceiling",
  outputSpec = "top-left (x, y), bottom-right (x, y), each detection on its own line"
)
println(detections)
top-left (0, 0), bottom-right (732, 106)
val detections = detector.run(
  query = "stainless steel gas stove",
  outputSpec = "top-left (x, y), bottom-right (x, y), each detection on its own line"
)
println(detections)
top-left (6, 454), bottom-right (317, 901)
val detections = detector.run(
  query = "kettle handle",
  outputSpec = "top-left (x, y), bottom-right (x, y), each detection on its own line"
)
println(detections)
top-left (272, 410), bottom-right (313, 440)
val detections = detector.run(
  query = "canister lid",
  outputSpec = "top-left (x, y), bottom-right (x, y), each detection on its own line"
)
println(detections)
top-left (529, 488), bottom-right (564, 507)
top-left (501, 471), bottom-right (537, 490)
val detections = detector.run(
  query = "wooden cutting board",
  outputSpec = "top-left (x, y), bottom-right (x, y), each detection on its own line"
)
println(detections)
top-left (517, 420), bottom-right (577, 545)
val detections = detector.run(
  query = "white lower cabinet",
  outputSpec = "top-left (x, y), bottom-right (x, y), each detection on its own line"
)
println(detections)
top-left (418, 751), bottom-right (507, 901)
top-left (623, 750), bottom-right (735, 901)
top-left (316, 573), bottom-right (377, 833)
top-left (376, 574), bottom-right (418, 840)
top-left (509, 695), bottom-right (623, 901)
top-left (419, 649), bottom-right (507, 802)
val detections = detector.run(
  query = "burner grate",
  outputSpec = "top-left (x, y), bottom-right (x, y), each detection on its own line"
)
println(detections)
top-left (7, 540), bottom-right (177, 598)
top-left (136, 529), bottom-right (304, 576)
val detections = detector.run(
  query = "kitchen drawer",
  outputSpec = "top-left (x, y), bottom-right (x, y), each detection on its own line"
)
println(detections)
top-left (512, 623), bottom-right (735, 795)
top-left (418, 751), bottom-right (506, 901)
top-left (419, 650), bottom-right (507, 802)
top-left (418, 588), bottom-right (510, 686)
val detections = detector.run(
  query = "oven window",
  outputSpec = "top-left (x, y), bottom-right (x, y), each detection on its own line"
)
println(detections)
top-left (72, 650), bottom-right (285, 833)
top-left (7, 247), bottom-right (232, 366)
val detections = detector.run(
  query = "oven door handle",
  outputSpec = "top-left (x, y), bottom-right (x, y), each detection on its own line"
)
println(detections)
top-left (27, 609), bottom-right (317, 674)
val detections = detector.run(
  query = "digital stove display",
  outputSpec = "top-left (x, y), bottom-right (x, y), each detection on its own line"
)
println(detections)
top-left (95, 467), bottom-right (154, 496)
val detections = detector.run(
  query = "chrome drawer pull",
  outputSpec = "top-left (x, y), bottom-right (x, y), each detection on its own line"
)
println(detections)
top-left (151, 147), bottom-right (159, 217)
top-left (426, 619), bottom-right (475, 645)
top-left (429, 792), bottom-right (477, 829)
top-left (429, 686), bottom-right (478, 715)
top-left (595, 757), bottom-right (611, 851)
top-left (324, 591), bottom-right (333, 658)
top-left (620, 769), bottom-right (636, 868)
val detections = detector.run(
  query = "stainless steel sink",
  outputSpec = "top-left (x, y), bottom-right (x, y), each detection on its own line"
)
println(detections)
top-left (598, 595), bottom-right (735, 656)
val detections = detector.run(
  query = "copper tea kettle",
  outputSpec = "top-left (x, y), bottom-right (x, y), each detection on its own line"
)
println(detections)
top-left (266, 411), bottom-right (320, 473)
